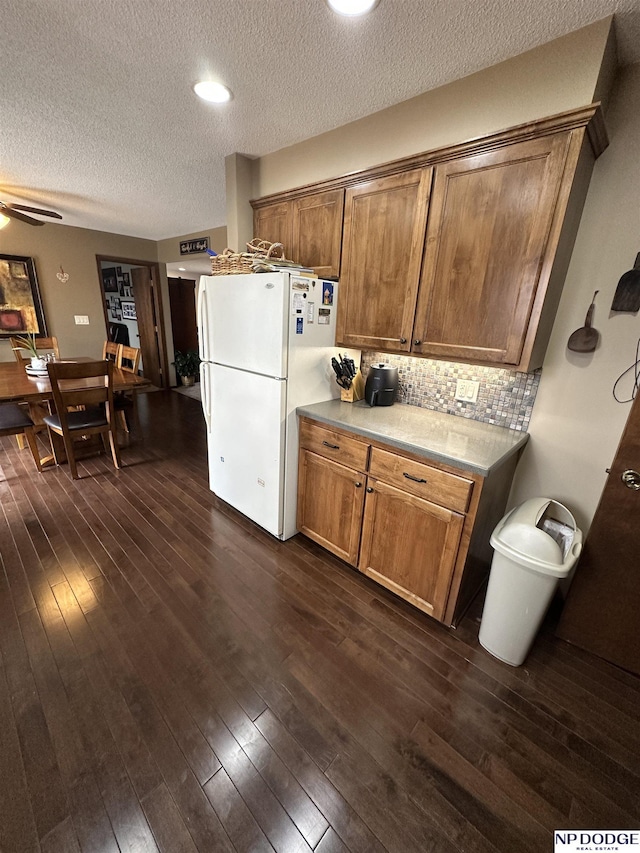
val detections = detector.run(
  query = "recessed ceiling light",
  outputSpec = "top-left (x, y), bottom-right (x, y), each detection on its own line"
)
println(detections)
top-left (178, 267), bottom-right (186, 271)
top-left (326, 0), bottom-right (379, 16)
top-left (194, 81), bottom-right (232, 103)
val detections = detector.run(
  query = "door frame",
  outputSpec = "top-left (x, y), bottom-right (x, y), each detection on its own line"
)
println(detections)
top-left (95, 255), bottom-right (170, 388)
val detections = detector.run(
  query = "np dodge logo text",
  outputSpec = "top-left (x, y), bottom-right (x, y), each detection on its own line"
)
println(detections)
top-left (555, 830), bottom-right (640, 852)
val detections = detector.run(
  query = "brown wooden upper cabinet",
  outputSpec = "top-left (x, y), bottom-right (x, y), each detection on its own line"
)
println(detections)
top-left (253, 201), bottom-right (292, 256)
top-left (253, 189), bottom-right (344, 278)
top-left (413, 132), bottom-right (577, 369)
top-left (335, 168), bottom-right (433, 352)
top-left (252, 105), bottom-right (605, 371)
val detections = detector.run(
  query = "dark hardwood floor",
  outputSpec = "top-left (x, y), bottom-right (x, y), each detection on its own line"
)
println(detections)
top-left (1, 389), bottom-right (638, 853)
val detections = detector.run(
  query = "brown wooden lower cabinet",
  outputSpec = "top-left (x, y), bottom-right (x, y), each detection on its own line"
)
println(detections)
top-left (297, 415), bottom-right (521, 627)
top-left (359, 478), bottom-right (465, 622)
top-left (297, 448), bottom-right (365, 566)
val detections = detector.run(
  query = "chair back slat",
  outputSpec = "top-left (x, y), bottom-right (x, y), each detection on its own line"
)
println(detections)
top-left (117, 345), bottom-right (141, 374)
top-left (103, 341), bottom-right (122, 362)
top-left (10, 336), bottom-right (60, 364)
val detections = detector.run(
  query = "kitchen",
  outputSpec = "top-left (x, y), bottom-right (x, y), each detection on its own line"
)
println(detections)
top-left (1, 8), bottom-right (640, 852)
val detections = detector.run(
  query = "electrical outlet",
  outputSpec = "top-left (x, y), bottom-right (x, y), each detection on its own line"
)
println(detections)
top-left (455, 379), bottom-right (479, 403)
top-left (74, 315), bottom-right (90, 325)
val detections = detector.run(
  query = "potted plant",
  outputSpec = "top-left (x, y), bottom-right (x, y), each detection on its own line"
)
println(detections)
top-left (173, 350), bottom-right (201, 387)
top-left (12, 332), bottom-right (46, 370)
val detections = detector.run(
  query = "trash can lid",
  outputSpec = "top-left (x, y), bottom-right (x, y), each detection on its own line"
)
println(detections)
top-left (490, 497), bottom-right (582, 576)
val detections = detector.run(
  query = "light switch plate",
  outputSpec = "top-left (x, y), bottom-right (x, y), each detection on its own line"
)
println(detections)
top-left (74, 315), bottom-right (90, 325)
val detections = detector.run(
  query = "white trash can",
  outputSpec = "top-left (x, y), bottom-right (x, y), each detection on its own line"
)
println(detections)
top-left (478, 497), bottom-right (583, 666)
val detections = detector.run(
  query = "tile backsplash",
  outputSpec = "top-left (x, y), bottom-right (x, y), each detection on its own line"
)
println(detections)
top-left (360, 352), bottom-right (540, 432)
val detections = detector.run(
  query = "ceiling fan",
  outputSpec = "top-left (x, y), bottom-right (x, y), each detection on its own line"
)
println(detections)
top-left (0, 199), bottom-right (62, 226)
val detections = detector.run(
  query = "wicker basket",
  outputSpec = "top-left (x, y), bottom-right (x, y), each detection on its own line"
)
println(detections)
top-left (210, 241), bottom-right (287, 275)
top-left (246, 239), bottom-right (286, 260)
top-left (210, 248), bottom-right (254, 276)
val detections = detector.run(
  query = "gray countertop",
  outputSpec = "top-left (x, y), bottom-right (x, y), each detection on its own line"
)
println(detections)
top-left (297, 400), bottom-right (529, 476)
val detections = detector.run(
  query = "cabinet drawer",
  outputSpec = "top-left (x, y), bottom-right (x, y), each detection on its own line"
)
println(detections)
top-left (299, 420), bottom-right (369, 471)
top-left (369, 447), bottom-right (473, 513)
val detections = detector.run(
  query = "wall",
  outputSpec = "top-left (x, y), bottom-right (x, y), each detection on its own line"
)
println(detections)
top-left (251, 18), bottom-right (612, 198)
top-left (101, 260), bottom-right (142, 364)
top-left (508, 63), bottom-right (640, 532)
top-left (0, 220), bottom-right (157, 361)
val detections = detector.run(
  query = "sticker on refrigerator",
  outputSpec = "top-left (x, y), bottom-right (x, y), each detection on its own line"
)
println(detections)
top-left (318, 308), bottom-right (331, 325)
top-left (307, 302), bottom-right (315, 323)
top-left (322, 282), bottom-right (334, 306)
top-left (291, 278), bottom-right (310, 291)
top-left (296, 317), bottom-right (304, 334)
top-left (292, 292), bottom-right (306, 315)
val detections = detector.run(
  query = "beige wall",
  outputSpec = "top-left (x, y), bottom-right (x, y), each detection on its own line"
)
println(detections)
top-left (252, 18), bottom-right (612, 198)
top-left (0, 221), bottom-right (157, 362)
top-left (508, 62), bottom-right (640, 532)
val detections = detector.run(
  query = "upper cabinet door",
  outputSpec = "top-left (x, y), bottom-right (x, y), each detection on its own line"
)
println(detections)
top-left (292, 189), bottom-right (344, 279)
top-left (413, 133), bottom-right (571, 368)
top-left (253, 201), bottom-right (293, 255)
top-left (336, 168), bottom-right (433, 352)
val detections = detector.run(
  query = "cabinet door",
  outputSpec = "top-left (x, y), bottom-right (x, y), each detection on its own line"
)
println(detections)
top-left (253, 202), bottom-right (293, 255)
top-left (297, 449), bottom-right (365, 566)
top-left (359, 478), bottom-right (464, 621)
top-left (413, 133), bottom-right (571, 367)
top-left (292, 189), bottom-right (344, 278)
top-left (336, 168), bottom-right (433, 352)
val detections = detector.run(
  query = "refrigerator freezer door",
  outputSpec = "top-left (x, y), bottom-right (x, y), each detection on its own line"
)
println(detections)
top-left (210, 363), bottom-right (286, 537)
top-left (199, 273), bottom-right (288, 378)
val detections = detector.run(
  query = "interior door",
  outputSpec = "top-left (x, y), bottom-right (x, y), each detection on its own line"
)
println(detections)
top-left (556, 392), bottom-right (640, 675)
top-left (168, 277), bottom-right (198, 353)
top-left (132, 266), bottom-right (163, 387)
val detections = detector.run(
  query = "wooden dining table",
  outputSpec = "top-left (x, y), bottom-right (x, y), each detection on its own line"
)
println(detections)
top-left (0, 357), bottom-right (151, 403)
top-left (0, 357), bottom-right (152, 467)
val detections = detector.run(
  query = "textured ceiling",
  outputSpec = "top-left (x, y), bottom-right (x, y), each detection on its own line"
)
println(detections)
top-left (2, 0), bottom-right (640, 241)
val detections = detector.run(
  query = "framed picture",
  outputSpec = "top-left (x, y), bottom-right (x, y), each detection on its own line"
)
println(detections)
top-left (113, 298), bottom-right (121, 310)
top-left (116, 266), bottom-right (122, 275)
top-left (0, 254), bottom-right (48, 336)
top-left (121, 300), bottom-right (137, 321)
top-left (114, 309), bottom-right (122, 321)
top-left (102, 267), bottom-right (119, 293)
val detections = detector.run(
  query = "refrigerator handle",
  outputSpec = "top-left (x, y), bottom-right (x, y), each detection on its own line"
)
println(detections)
top-left (200, 362), bottom-right (211, 431)
top-left (197, 278), bottom-right (209, 362)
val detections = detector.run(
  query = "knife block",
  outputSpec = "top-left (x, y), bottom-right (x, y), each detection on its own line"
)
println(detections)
top-left (340, 370), bottom-right (365, 402)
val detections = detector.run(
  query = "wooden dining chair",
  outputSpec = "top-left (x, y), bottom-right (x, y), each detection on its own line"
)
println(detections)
top-left (114, 345), bottom-right (141, 433)
top-left (10, 336), bottom-right (61, 364)
top-left (0, 403), bottom-right (43, 472)
top-left (102, 340), bottom-right (122, 362)
top-left (43, 360), bottom-right (121, 480)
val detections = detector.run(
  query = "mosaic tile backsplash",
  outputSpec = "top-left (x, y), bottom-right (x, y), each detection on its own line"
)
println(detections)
top-left (360, 352), bottom-right (541, 432)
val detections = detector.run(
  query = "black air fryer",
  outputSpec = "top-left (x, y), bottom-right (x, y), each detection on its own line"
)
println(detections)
top-left (364, 363), bottom-right (399, 407)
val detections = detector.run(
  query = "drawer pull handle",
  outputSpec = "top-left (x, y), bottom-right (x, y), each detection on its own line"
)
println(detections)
top-left (355, 481), bottom-right (362, 488)
top-left (403, 472), bottom-right (427, 484)
top-left (399, 337), bottom-right (407, 344)
top-left (366, 487), bottom-right (374, 493)
top-left (322, 441), bottom-right (340, 450)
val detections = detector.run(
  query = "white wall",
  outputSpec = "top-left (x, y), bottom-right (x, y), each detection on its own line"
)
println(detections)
top-left (508, 63), bottom-right (640, 532)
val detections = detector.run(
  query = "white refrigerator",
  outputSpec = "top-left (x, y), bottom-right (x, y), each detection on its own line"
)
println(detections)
top-left (197, 271), bottom-right (358, 540)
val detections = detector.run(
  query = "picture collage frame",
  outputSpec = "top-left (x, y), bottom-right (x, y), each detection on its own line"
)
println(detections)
top-left (103, 266), bottom-right (135, 324)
